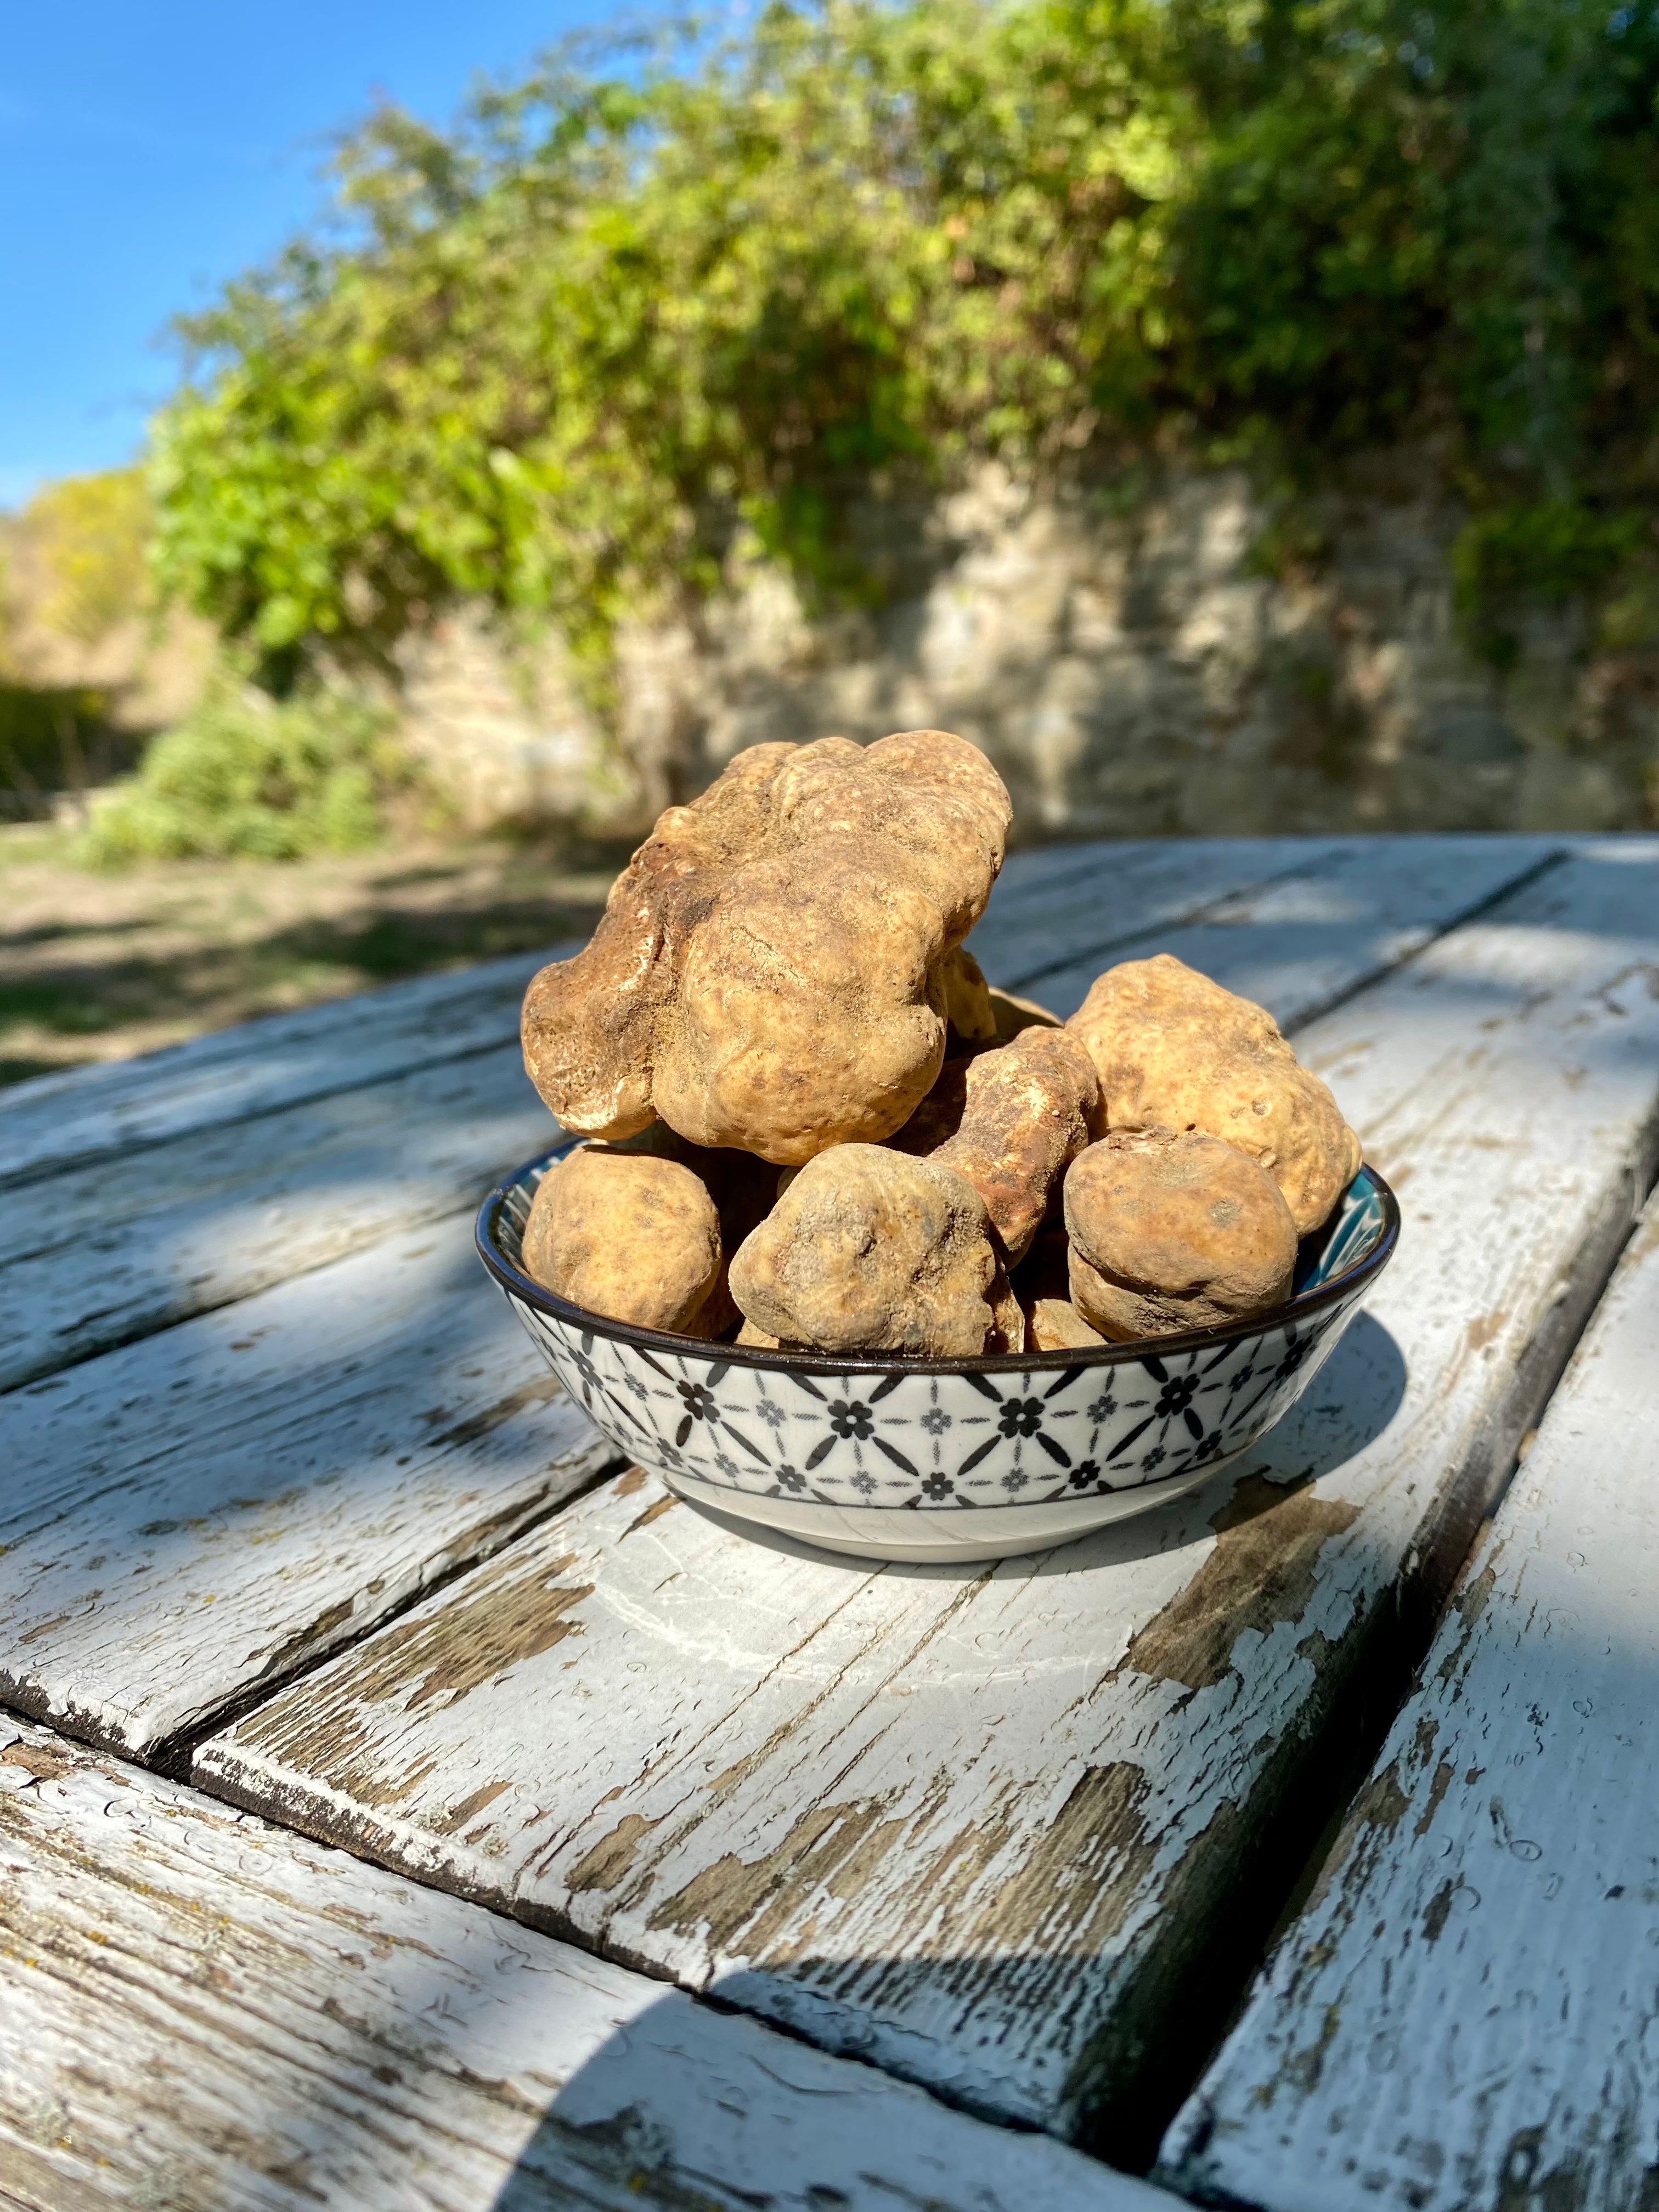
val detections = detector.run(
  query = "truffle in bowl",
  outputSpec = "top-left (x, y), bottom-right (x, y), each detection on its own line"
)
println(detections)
top-left (475, 1139), bottom-right (1398, 1564)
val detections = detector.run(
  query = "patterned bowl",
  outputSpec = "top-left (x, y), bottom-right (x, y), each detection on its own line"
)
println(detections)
top-left (475, 1138), bottom-right (1399, 1562)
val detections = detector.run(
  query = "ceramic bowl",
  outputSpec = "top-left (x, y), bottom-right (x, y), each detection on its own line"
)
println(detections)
top-left (476, 1139), bottom-right (1398, 1562)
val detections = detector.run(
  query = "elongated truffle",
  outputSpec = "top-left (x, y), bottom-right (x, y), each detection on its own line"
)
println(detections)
top-left (930, 1025), bottom-right (1100, 1262)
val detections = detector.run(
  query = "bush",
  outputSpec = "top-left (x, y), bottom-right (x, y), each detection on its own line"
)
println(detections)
top-left (149, 0), bottom-right (1659, 674)
top-left (79, 687), bottom-right (409, 866)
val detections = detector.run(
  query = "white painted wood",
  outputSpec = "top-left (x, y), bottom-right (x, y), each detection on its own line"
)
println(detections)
top-left (0, 837), bottom-right (1411, 1195)
top-left (0, 1717), bottom-right (1172, 2212)
top-left (0, 834), bottom-right (1556, 1736)
top-left (0, 840), bottom-right (1189, 1196)
top-left (198, 844), bottom-right (1659, 2159)
top-left (0, 843), bottom-right (1271, 1395)
top-left (0, 1043), bottom-right (556, 1391)
top-left (1028, 832), bottom-right (1559, 1019)
top-left (0, 946), bottom-right (558, 1193)
top-left (0, 1214), bottom-right (617, 1758)
top-left (967, 835), bottom-right (1311, 981)
top-left (1157, 1186), bottom-right (1659, 2212)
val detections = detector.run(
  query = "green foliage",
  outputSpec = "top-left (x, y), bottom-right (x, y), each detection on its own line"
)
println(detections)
top-left (79, 686), bottom-right (410, 867)
top-left (150, 0), bottom-right (1659, 676)
top-left (1453, 500), bottom-right (1651, 661)
top-left (26, 470), bottom-right (153, 646)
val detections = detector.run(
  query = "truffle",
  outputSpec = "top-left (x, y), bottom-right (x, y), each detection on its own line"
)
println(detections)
top-left (1063, 1127), bottom-right (1298, 1340)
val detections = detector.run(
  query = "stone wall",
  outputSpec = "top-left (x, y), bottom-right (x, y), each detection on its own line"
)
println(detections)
top-left (157, 457), bottom-right (1659, 839)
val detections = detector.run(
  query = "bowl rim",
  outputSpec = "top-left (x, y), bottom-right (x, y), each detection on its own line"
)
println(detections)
top-left (474, 1138), bottom-right (1401, 1377)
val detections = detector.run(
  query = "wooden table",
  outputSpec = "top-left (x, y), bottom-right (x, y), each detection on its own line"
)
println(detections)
top-left (3, 832), bottom-right (1657, 2212)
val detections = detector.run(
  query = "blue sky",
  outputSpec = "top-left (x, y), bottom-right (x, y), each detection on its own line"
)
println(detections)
top-left (0, 2), bottom-right (625, 510)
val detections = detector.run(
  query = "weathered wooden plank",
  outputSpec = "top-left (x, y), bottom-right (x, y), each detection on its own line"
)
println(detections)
top-left (0, 946), bottom-right (558, 1193)
top-left (0, 842), bottom-right (1262, 1395)
top-left (1028, 832), bottom-right (1560, 1019)
top-left (198, 843), bottom-right (1659, 2162)
top-left (0, 1043), bottom-right (556, 1391)
top-left (0, 1215), bottom-right (617, 1759)
top-left (0, 834), bottom-right (1555, 1732)
top-left (0, 1717), bottom-right (1172, 2212)
top-left (1156, 1188), bottom-right (1659, 2212)
top-left (966, 835), bottom-right (1311, 980)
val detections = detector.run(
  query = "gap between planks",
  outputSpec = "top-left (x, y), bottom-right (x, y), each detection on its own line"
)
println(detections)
top-left (0, 946), bottom-right (561, 1195)
top-left (1157, 1183), bottom-right (1659, 2212)
top-left (194, 843), bottom-right (1659, 2165)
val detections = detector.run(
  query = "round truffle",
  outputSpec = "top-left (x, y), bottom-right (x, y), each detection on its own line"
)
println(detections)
top-left (1063, 1127), bottom-right (1298, 1340)
top-left (729, 1144), bottom-right (1000, 1357)
top-left (520, 1147), bottom-right (723, 1334)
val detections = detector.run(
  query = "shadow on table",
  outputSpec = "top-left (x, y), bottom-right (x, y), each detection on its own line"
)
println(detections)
top-left (486, 1977), bottom-right (1165, 2212)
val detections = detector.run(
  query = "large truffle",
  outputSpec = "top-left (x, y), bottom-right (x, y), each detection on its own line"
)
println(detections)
top-left (522, 731), bottom-right (1012, 1165)
top-left (520, 1147), bottom-right (723, 1335)
top-left (729, 1145), bottom-right (1001, 1357)
top-left (930, 1025), bottom-right (1100, 1263)
top-left (1066, 954), bottom-right (1361, 1235)
top-left (1063, 1127), bottom-right (1298, 1340)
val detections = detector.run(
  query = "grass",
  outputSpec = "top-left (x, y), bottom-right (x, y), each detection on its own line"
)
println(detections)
top-left (0, 824), bottom-right (627, 1089)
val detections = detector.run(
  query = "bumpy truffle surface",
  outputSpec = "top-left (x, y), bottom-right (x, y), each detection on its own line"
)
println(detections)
top-left (1064, 1127), bottom-right (1297, 1340)
top-left (520, 1147), bottom-right (723, 1334)
top-left (1066, 954), bottom-right (1361, 1234)
top-left (729, 1145), bottom-right (1000, 1356)
top-left (523, 731), bottom-right (1011, 1165)
top-left (988, 988), bottom-right (1060, 1045)
top-left (931, 1025), bottom-right (1100, 1262)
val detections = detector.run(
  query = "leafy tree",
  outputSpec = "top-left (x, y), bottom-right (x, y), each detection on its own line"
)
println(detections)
top-left (150, 0), bottom-right (1659, 683)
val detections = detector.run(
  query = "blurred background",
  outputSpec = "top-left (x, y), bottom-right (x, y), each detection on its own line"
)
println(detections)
top-left (5, 0), bottom-right (1658, 1084)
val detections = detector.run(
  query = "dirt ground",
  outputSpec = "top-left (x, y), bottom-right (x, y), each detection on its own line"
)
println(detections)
top-left (0, 825), bottom-right (627, 1090)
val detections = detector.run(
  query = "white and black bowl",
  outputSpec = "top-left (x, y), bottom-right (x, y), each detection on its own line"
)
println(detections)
top-left (476, 1137), bottom-right (1399, 1562)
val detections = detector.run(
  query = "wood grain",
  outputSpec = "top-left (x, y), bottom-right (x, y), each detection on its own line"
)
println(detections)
top-left (0, 1043), bottom-right (556, 1391)
top-left (0, 836), bottom-right (1246, 1194)
top-left (0, 836), bottom-right (1558, 1746)
top-left (0, 1216), bottom-right (617, 1759)
top-left (0, 839), bottom-right (1285, 1396)
top-left (0, 1716), bottom-right (1172, 2212)
top-left (1157, 1187), bottom-right (1659, 2212)
top-left (0, 836), bottom-right (1479, 1757)
top-left (1029, 832), bottom-right (1559, 1019)
top-left (966, 835), bottom-right (1307, 983)
top-left (198, 843), bottom-right (1659, 2158)
top-left (0, 947), bottom-right (557, 1193)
